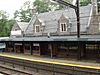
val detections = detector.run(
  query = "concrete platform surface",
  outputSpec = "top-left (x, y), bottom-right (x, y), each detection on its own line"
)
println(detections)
top-left (0, 53), bottom-right (100, 70)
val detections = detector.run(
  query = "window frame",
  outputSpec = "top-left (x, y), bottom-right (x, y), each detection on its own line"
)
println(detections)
top-left (35, 25), bottom-right (40, 33)
top-left (60, 23), bottom-right (67, 32)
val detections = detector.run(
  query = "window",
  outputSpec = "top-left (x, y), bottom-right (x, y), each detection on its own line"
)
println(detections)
top-left (60, 23), bottom-right (67, 32)
top-left (35, 25), bottom-right (40, 33)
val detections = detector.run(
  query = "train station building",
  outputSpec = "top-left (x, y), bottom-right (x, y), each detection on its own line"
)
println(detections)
top-left (1, 1), bottom-right (100, 61)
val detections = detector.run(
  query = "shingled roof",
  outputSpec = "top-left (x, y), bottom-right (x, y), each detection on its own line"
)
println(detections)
top-left (16, 22), bottom-right (29, 32)
top-left (25, 4), bottom-right (92, 35)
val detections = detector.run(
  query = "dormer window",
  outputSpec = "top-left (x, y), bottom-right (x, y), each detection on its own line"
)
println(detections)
top-left (35, 25), bottom-right (40, 33)
top-left (60, 23), bottom-right (67, 32)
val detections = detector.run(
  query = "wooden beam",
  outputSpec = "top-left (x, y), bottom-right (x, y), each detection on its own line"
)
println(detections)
top-left (39, 44), bottom-right (41, 56)
top-left (96, 43), bottom-right (100, 62)
top-left (22, 42), bottom-right (25, 53)
top-left (83, 43), bottom-right (86, 59)
top-left (5, 42), bottom-right (8, 52)
top-left (50, 43), bottom-right (53, 58)
top-left (77, 42), bottom-right (81, 60)
top-left (30, 42), bottom-right (33, 55)
top-left (13, 42), bottom-right (16, 53)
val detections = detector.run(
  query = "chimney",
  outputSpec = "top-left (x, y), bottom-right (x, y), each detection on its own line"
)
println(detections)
top-left (91, 0), bottom-right (97, 5)
top-left (30, 8), bottom-right (37, 15)
top-left (91, 0), bottom-right (98, 14)
top-left (29, 4), bottom-right (37, 15)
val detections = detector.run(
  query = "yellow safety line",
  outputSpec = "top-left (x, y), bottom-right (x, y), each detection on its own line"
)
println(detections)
top-left (0, 54), bottom-right (100, 70)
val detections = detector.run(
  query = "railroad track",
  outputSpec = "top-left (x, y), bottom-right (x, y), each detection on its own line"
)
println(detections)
top-left (0, 56), bottom-right (100, 75)
top-left (0, 64), bottom-right (32, 75)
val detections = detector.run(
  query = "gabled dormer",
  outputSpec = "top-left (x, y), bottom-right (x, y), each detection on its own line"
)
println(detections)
top-left (33, 18), bottom-right (44, 36)
top-left (11, 21), bottom-right (21, 31)
top-left (34, 18), bottom-right (41, 33)
top-left (58, 14), bottom-right (70, 34)
top-left (11, 21), bottom-right (29, 37)
top-left (11, 21), bottom-right (22, 37)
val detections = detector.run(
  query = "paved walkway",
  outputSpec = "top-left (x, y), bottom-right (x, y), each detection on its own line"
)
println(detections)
top-left (0, 53), bottom-right (100, 70)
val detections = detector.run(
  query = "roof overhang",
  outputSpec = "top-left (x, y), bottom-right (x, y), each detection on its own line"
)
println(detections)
top-left (1, 35), bottom-right (100, 42)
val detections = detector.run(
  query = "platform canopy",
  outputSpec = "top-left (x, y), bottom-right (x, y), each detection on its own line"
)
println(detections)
top-left (0, 35), bottom-right (100, 42)
top-left (0, 37), bottom-right (9, 41)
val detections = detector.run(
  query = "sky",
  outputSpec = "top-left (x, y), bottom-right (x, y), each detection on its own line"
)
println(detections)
top-left (0, 0), bottom-right (33, 19)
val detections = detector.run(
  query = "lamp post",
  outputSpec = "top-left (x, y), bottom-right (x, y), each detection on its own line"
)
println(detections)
top-left (51, 0), bottom-right (80, 38)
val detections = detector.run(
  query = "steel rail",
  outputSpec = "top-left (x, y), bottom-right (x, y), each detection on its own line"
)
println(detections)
top-left (0, 64), bottom-right (32, 75)
top-left (0, 55), bottom-right (100, 75)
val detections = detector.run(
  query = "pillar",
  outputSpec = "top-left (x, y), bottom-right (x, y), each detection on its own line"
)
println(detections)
top-left (30, 42), bottom-right (33, 55)
top-left (13, 42), bottom-right (16, 53)
top-left (83, 43), bottom-right (86, 59)
top-left (22, 42), bottom-right (25, 53)
top-left (96, 43), bottom-right (100, 62)
top-left (77, 42), bottom-right (81, 60)
top-left (52, 43), bottom-right (58, 58)
top-left (5, 42), bottom-right (8, 52)
top-left (48, 43), bottom-right (53, 58)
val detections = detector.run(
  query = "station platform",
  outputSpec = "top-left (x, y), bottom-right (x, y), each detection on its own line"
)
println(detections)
top-left (0, 53), bottom-right (100, 70)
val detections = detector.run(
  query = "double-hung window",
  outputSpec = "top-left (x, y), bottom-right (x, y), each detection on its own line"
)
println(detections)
top-left (35, 25), bottom-right (40, 33)
top-left (60, 23), bottom-right (67, 32)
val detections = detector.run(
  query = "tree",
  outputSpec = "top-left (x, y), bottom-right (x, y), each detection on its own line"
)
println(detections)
top-left (14, 10), bottom-right (19, 19)
top-left (33, 0), bottom-right (64, 13)
top-left (14, 0), bottom-right (32, 22)
top-left (33, 0), bottom-right (50, 13)
top-left (6, 20), bottom-right (15, 36)
top-left (80, 0), bottom-right (91, 6)
top-left (0, 10), bottom-right (14, 37)
top-left (19, 9), bottom-right (31, 22)
top-left (0, 10), bottom-right (8, 20)
top-left (14, 0), bottom-right (64, 22)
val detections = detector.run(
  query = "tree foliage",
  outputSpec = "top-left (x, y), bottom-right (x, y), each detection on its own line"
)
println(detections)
top-left (0, 10), bottom-right (14, 37)
top-left (33, 0), bottom-right (64, 13)
top-left (80, 0), bottom-right (91, 6)
top-left (14, 1), bottom-right (32, 22)
top-left (33, 0), bottom-right (50, 13)
top-left (14, 0), bottom-right (64, 22)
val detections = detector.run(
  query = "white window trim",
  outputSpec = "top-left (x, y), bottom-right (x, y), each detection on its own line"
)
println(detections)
top-left (60, 23), bottom-right (67, 32)
top-left (35, 25), bottom-right (40, 33)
